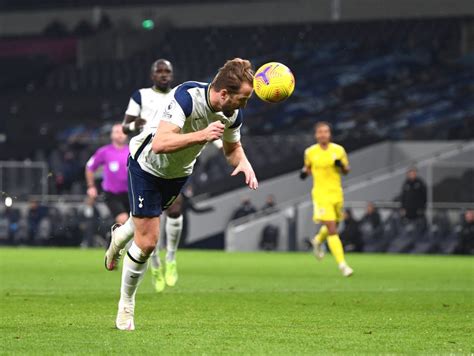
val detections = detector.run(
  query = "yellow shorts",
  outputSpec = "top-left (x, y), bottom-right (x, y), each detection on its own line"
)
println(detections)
top-left (312, 199), bottom-right (344, 223)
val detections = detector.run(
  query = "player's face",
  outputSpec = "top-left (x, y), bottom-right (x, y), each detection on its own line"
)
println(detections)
top-left (111, 124), bottom-right (127, 146)
top-left (315, 125), bottom-right (331, 144)
top-left (220, 82), bottom-right (253, 114)
top-left (151, 63), bottom-right (173, 90)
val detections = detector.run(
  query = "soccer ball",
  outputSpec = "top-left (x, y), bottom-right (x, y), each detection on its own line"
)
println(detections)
top-left (253, 62), bottom-right (295, 103)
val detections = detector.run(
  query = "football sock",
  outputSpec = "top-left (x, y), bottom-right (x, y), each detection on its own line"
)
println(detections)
top-left (114, 217), bottom-right (135, 249)
top-left (150, 243), bottom-right (161, 269)
top-left (119, 241), bottom-right (149, 306)
top-left (166, 215), bottom-right (183, 262)
top-left (327, 234), bottom-right (346, 265)
top-left (314, 225), bottom-right (329, 245)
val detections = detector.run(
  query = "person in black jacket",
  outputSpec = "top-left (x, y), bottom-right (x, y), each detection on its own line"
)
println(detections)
top-left (340, 209), bottom-right (362, 252)
top-left (179, 185), bottom-right (214, 247)
top-left (400, 168), bottom-right (427, 220)
top-left (231, 197), bottom-right (257, 221)
top-left (360, 202), bottom-right (381, 230)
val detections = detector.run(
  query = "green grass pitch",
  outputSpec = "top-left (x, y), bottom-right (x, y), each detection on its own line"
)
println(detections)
top-left (0, 248), bottom-right (472, 354)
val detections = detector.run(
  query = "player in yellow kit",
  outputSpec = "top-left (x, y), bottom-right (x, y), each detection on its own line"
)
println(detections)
top-left (300, 122), bottom-right (354, 277)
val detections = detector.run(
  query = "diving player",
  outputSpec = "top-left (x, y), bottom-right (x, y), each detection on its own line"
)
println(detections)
top-left (120, 59), bottom-right (183, 292)
top-left (300, 122), bottom-right (354, 277)
top-left (107, 58), bottom-right (258, 330)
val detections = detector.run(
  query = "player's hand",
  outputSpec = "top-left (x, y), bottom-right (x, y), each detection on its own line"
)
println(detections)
top-left (87, 186), bottom-right (98, 200)
top-left (135, 117), bottom-right (147, 131)
top-left (231, 160), bottom-right (258, 190)
top-left (334, 159), bottom-right (344, 169)
top-left (202, 121), bottom-right (225, 142)
top-left (299, 168), bottom-right (308, 180)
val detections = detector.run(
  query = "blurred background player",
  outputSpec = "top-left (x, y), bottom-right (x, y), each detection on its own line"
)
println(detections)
top-left (120, 59), bottom-right (183, 292)
top-left (85, 123), bottom-right (129, 225)
top-left (300, 122), bottom-right (353, 277)
top-left (108, 58), bottom-right (258, 330)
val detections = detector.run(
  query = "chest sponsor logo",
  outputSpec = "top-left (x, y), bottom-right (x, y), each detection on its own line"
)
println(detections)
top-left (109, 161), bottom-right (119, 172)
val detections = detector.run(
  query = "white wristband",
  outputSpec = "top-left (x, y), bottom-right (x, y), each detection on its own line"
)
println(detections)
top-left (129, 121), bottom-right (136, 131)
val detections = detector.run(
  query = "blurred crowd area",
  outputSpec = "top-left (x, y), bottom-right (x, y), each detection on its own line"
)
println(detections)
top-left (1, 18), bottom-right (474, 196)
top-left (1, 169), bottom-right (473, 254)
top-left (338, 206), bottom-right (474, 255)
top-left (1, 198), bottom-right (473, 255)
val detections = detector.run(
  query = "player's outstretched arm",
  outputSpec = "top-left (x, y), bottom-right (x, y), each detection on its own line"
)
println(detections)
top-left (152, 121), bottom-right (224, 154)
top-left (223, 140), bottom-right (258, 190)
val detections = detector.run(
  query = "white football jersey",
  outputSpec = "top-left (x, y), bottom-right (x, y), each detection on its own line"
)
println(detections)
top-left (129, 81), bottom-right (242, 179)
top-left (125, 87), bottom-right (171, 127)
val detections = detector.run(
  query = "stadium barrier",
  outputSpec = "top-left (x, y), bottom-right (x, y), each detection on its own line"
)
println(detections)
top-left (226, 201), bottom-right (474, 252)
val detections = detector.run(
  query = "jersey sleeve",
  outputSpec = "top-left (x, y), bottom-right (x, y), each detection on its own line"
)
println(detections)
top-left (86, 147), bottom-right (105, 172)
top-left (304, 148), bottom-right (311, 167)
top-left (222, 110), bottom-right (243, 143)
top-left (160, 86), bottom-right (193, 128)
top-left (340, 146), bottom-right (349, 167)
top-left (125, 90), bottom-right (142, 117)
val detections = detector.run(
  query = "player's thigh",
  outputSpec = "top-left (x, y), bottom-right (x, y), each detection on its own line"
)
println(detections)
top-left (166, 194), bottom-right (183, 218)
top-left (127, 157), bottom-right (163, 217)
top-left (312, 199), bottom-right (337, 223)
top-left (132, 216), bottom-right (160, 253)
top-left (160, 177), bottom-right (188, 213)
top-left (335, 201), bottom-right (344, 223)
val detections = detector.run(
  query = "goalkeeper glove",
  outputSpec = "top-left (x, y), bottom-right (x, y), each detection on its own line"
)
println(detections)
top-left (334, 159), bottom-right (344, 169)
top-left (299, 168), bottom-right (308, 180)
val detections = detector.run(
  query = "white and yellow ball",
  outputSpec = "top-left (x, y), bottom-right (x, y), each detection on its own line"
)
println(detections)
top-left (253, 62), bottom-right (295, 103)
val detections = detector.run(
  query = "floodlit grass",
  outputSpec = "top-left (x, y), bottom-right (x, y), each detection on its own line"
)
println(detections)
top-left (0, 248), bottom-right (472, 354)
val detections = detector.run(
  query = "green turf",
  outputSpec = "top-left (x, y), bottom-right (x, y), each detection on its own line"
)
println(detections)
top-left (0, 248), bottom-right (472, 355)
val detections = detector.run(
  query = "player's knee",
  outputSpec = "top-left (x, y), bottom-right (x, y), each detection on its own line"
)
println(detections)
top-left (134, 235), bottom-right (157, 255)
top-left (325, 222), bottom-right (337, 235)
top-left (166, 198), bottom-right (182, 218)
top-left (140, 243), bottom-right (156, 256)
top-left (166, 210), bottom-right (182, 219)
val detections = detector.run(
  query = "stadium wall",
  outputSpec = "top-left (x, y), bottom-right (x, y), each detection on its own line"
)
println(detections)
top-left (185, 141), bottom-right (471, 245)
top-left (0, 0), bottom-right (473, 36)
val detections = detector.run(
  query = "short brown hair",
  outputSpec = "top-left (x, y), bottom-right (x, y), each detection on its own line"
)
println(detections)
top-left (211, 58), bottom-right (254, 94)
top-left (315, 121), bottom-right (332, 131)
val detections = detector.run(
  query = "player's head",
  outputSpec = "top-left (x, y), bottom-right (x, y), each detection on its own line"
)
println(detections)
top-left (314, 121), bottom-right (332, 145)
top-left (151, 59), bottom-right (173, 91)
top-left (111, 123), bottom-right (127, 146)
top-left (210, 58), bottom-right (254, 115)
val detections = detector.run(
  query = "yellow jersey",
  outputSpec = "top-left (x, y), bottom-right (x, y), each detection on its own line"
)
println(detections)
top-left (304, 142), bottom-right (349, 202)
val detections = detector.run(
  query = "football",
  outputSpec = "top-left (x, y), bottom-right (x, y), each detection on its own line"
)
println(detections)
top-left (253, 62), bottom-right (295, 103)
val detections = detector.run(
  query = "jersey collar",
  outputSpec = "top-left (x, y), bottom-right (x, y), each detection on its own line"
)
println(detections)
top-left (152, 86), bottom-right (170, 94)
top-left (205, 84), bottom-right (217, 112)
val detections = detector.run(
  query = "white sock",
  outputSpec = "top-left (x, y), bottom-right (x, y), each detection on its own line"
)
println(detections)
top-left (114, 217), bottom-right (135, 249)
top-left (166, 215), bottom-right (183, 262)
top-left (119, 241), bottom-right (149, 306)
top-left (150, 242), bottom-right (161, 269)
